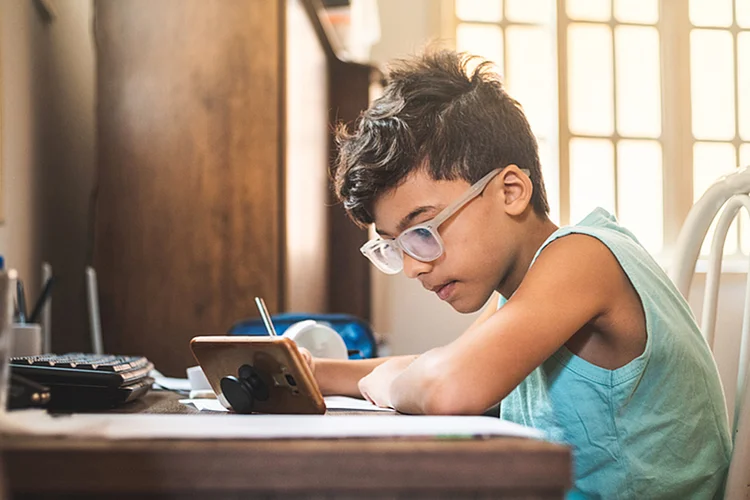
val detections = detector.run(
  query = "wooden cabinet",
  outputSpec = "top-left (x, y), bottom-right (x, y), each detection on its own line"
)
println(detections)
top-left (94, 0), bottom-right (374, 375)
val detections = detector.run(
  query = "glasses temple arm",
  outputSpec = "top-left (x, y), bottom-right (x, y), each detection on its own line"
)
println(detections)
top-left (430, 168), bottom-right (528, 227)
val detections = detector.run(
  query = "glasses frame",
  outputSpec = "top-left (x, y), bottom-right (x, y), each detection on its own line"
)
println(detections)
top-left (360, 167), bottom-right (531, 274)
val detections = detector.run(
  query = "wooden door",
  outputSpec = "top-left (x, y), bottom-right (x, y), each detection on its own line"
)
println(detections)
top-left (94, 0), bottom-right (283, 375)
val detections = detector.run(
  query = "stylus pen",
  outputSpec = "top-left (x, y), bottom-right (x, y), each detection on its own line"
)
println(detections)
top-left (254, 297), bottom-right (278, 337)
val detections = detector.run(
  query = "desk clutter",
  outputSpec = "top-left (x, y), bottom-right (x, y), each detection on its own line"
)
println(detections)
top-left (9, 353), bottom-right (154, 411)
top-left (9, 262), bottom-right (54, 358)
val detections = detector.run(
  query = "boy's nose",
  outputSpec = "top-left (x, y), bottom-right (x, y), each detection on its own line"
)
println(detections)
top-left (402, 253), bottom-right (432, 279)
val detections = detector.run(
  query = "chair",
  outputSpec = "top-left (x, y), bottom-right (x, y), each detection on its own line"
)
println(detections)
top-left (669, 165), bottom-right (750, 500)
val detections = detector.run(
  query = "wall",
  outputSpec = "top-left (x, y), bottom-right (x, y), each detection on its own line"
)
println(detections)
top-left (39, 0), bottom-right (96, 353)
top-left (688, 273), bottom-right (747, 423)
top-left (369, 0), bottom-right (443, 65)
top-left (0, 0), bottom-right (95, 352)
top-left (0, 0), bottom-right (46, 304)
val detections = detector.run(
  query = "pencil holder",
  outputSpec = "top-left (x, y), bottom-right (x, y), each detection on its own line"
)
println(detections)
top-left (10, 323), bottom-right (42, 357)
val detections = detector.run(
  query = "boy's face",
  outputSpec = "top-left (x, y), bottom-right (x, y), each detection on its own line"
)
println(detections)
top-left (372, 167), bottom-right (528, 313)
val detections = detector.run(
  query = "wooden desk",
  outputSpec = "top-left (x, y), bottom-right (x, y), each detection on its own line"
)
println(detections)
top-left (2, 391), bottom-right (572, 499)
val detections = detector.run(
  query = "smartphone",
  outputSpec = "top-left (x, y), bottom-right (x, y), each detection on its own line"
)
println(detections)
top-left (190, 335), bottom-right (326, 414)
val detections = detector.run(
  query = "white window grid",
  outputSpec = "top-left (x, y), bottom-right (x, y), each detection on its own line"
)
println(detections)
top-left (443, 0), bottom-right (750, 260)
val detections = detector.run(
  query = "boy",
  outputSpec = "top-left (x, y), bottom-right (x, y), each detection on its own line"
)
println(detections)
top-left (306, 50), bottom-right (731, 498)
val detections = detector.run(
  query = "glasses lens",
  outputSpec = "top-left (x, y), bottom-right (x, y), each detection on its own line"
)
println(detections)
top-left (368, 241), bottom-right (403, 274)
top-left (400, 226), bottom-right (443, 261)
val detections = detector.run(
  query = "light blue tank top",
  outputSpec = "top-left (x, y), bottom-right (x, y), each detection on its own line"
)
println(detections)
top-left (499, 208), bottom-right (732, 499)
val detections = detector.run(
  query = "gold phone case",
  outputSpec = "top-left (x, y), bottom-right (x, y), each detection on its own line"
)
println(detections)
top-left (190, 336), bottom-right (326, 415)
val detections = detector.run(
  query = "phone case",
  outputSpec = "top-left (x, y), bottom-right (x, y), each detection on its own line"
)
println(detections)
top-left (190, 335), bottom-right (326, 414)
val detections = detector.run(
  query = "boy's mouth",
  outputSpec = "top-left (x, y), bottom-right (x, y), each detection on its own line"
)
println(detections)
top-left (434, 281), bottom-right (457, 301)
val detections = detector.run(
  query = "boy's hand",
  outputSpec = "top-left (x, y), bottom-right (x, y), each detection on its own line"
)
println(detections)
top-left (297, 350), bottom-right (416, 399)
top-left (358, 356), bottom-right (416, 408)
top-left (298, 347), bottom-right (315, 376)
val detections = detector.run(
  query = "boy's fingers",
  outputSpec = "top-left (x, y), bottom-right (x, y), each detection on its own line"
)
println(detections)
top-left (358, 377), bottom-right (369, 400)
top-left (361, 388), bottom-right (374, 405)
top-left (298, 347), bottom-right (312, 362)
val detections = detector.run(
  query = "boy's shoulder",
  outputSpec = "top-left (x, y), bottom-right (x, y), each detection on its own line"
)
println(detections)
top-left (510, 232), bottom-right (647, 367)
top-left (523, 213), bottom-right (665, 308)
top-left (520, 207), bottom-right (651, 307)
top-left (522, 232), bottom-right (626, 302)
top-left (509, 231), bottom-right (641, 333)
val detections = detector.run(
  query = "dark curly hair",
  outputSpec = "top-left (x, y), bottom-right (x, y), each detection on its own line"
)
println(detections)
top-left (333, 50), bottom-right (549, 227)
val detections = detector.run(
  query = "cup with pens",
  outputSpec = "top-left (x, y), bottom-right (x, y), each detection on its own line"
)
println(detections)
top-left (12, 276), bottom-right (54, 357)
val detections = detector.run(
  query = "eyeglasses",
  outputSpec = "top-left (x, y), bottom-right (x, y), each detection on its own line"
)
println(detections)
top-left (360, 167), bottom-right (530, 274)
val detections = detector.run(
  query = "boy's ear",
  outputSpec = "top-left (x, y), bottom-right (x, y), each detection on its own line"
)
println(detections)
top-left (498, 164), bottom-right (533, 216)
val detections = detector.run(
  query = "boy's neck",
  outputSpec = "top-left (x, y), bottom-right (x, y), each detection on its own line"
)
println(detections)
top-left (497, 216), bottom-right (559, 299)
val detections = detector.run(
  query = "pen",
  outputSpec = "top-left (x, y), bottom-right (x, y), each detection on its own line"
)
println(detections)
top-left (16, 279), bottom-right (27, 324)
top-left (29, 276), bottom-right (55, 324)
top-left (254, 297), bottom-right (278, 336)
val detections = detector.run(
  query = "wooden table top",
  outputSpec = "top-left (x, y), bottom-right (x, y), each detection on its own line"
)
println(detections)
top-left (1, 391), bottom-right (572, 499)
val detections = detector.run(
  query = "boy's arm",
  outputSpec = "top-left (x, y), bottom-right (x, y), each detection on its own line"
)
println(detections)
top-left (314, 356), bottom-right (409, 397)
top-left (313, 292), bottom-right (502, 398)
top-left (466, 291), bottom-right (501, 330)
top-left (388, 235), bottom-right (621, 415)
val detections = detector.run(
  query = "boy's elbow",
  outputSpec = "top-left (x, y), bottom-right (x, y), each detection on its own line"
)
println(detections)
top-left (422, 393), bottom-right (468, 415)
top-left (420, 372), bottom-right (488, 416)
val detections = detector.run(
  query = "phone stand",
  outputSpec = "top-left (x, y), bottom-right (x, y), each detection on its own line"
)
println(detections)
top-left (220, 364), bottom-right (269, 414)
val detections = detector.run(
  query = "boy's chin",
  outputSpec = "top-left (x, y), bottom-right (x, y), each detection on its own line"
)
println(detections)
top-left (446, 295), bottom-right (485, 314)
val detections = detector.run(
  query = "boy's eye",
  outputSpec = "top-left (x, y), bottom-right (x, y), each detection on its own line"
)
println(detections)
top-left (410, 227), bottom-right (432, 240)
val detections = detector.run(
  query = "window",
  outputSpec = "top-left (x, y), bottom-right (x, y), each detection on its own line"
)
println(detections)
top-left (689, 0), bottom-right (750, 256)
top-left (454, 0), bottom-right (560, 223)
top-left (448, 0), bottom-right (749, 259)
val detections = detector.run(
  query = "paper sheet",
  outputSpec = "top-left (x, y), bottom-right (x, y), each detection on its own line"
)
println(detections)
top-left (0, 410), bottom-right (544, 440)
top-left (179, 396), bottom-right (395, 413)
top-left (179, 398), bottom-right (228, 412)
top-left (150, 370), bottom-right (192, 392)
top-left (324, 396), bottom-right (395, 412)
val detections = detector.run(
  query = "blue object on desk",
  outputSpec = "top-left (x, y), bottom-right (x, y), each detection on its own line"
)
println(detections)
top-left (228, 313), bottom-right (377, 359)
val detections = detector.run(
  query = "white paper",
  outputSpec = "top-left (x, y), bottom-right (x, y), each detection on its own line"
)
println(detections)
top-left (323, 396), bottom-right (394, 412)
top-left (178, 395), bottom-right (394, 413)
top-left (179, 398), bottom-right (228, 412)
top-left (186, 365), bottom-right (212, 390)
top-left (150, 370), bottom-right (192, 392)
top-left (0, 410), bottom-right (544, 440)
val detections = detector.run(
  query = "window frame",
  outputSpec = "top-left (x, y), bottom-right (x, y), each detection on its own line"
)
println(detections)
top-left (442, 0), bottom-right (749, 262)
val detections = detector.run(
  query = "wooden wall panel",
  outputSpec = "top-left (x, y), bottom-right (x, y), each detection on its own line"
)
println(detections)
top-left (94, 0), bottom-right (282, 375)
top-left (327, 61), bottom-right (373, 321)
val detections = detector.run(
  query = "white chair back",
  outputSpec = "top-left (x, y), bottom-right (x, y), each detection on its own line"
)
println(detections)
top-left (669, 165), bottom-right (750, 500)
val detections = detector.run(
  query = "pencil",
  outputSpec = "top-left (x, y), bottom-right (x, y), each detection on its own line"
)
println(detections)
top-left (254, 297), bottom-right (278, 337)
